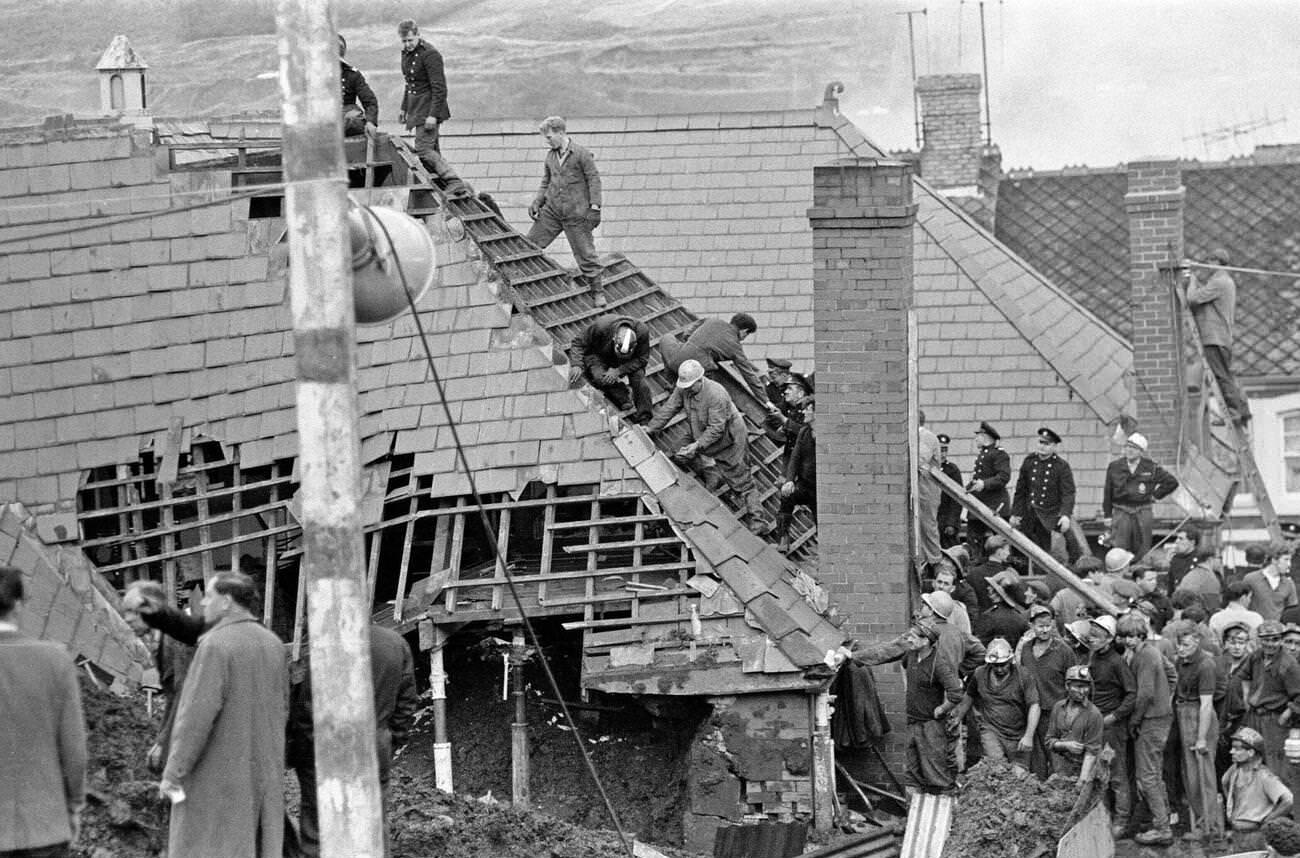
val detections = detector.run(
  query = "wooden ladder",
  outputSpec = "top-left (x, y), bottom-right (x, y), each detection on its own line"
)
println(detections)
top-left (1170, 264), bottom-right (1282, 543)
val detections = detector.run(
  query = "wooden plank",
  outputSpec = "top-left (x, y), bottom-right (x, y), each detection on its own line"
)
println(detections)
top-left (90, 522), bottom-right (300, 577)
top-left (78, 497), bottom-right (291, 550)
top-left (537, 484), bottom-right (556, 605)
top-left (584, 498), bottom-right (600, 625)
top-left (490, 507), bottom-right (511, 612)
top-left (393, 494), bottom-right (419, 625)
top-left (442, 505), bottom-right (467, 613)
top-left (561, 536), bottom-right (682, 554)
top-left (565, 611), bottom-right (744, 631)
top-left (77, 469), bottom-right (293, 517)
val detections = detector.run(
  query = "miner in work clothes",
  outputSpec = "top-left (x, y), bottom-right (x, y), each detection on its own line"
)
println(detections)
top-left (527, 116), bottom-right (606, 305)
top-left (664, 314), bottom-right (779, 414)
top-left (567, 314), bottom-right (654, 423)
top-left (1102, 432), bottom-right (1179, 558)
top-left (966, 421), bottom-right (1011, 556)
top-left (338, 35), bottom-right (378, 137)
top-left (1011, 426), bottom-right (1083, 565)
top-left (398, 20), bottom-right (450, 163)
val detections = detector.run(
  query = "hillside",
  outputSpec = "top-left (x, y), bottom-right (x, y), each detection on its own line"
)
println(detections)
top-left (0, 0), bottom-right (895, 127)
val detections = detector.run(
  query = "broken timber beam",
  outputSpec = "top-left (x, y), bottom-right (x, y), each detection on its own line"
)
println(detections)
top-left (926, 464), bottom-right (1117, 616)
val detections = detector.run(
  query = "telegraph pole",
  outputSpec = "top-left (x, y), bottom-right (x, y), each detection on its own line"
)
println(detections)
top-left (897, 9), bottom-right (927, 149)
top-left (978, 1), bottom-right (992, 145)
top-left (275, 1), bottom-right (385, 856)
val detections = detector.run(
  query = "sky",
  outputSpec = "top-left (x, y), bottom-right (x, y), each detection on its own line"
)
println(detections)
top-left (850, 0), bottom-right (1300, 168)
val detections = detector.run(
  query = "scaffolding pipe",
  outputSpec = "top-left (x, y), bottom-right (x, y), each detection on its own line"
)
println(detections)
top-left (511, 629), bottom-right (531, 808)
top-left (276, 1), bottom-right (384, 855)
top-left (429, 625), bottom-right (453, 793)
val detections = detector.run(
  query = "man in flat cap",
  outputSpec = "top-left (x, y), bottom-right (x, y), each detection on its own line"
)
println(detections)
top-left (1103, 432), bottom-right (1179, 559)
top-left (1012, 427), bottom-right (1083, 565)
top-left (967, 422), bottom-right (1011, 557)
top-left (936, 434), bottom-right (963, 548)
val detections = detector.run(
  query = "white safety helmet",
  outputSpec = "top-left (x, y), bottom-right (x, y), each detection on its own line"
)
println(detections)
top-left (676, 359), bottom-right (706, 389)
top-left (613, 324), bottom-right (637, 358)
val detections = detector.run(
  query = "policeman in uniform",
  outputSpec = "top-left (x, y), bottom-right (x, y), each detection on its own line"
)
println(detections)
top-left (1011, 427), bottom-right (1082, 564)
top-left (337, 35), bottom-right (378, 137)
top-left (966, 421), bottom-right (1011, 556)
top-left (763, 357), bottom-right (811, 411)
top-left (398, 20), bottom-right (450, 161)
top-left (937, 434), bottom-right (963, 548)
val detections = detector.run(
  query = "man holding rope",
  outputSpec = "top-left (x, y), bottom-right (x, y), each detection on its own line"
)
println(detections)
top-left (1183, 249), bottom-right (1250, 429)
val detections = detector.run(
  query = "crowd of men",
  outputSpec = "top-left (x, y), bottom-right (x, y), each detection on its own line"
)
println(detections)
top-left (842, 501), bottom-right (1300, 850)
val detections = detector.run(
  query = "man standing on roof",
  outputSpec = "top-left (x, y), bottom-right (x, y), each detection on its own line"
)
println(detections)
top-left (644, 359), bottom-right (774, 535)
top-left (666, 315), bottom-right (780, 414)
top-left (527, 116), bottom-right (606, 306)
top-left (1011, 426), bottom-right (1083, 565)
top-left (937, 433), bottom-right (963, 548)
top-left (568, 314), bottom-right (654, 423)
top-left (1183, 249), bottom-right (1250, 428)
top-left (1102, 432), bottom-right (1179, 559)
top-left (966, 422), bottom-right (1011, 556)
top-left (398, 20), bottom-right (449, 158)
top-left (338, 35), bottom-right (378, 138)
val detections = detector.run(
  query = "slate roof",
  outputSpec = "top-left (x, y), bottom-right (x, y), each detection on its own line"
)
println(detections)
top-left (995, 155), bottom-right (1300, 379)
top-left (0, 118), bottom-right (841, 677)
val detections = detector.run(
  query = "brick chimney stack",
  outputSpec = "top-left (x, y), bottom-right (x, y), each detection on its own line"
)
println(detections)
top-left (1125, 160), bottom-right (1185, 465)
top-left (808, 159), bottom-right (916, 771)
top-left (916, 73), bottom-right (1000, 229)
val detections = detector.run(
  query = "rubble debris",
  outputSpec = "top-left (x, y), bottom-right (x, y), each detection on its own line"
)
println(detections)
top-left (942, 761), bottom-right (1089, 858)
top-left (74, 674), bottom-right (167, 858)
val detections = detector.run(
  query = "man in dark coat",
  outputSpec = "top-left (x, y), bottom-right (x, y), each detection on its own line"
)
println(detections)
top-left (1012, 426), bottom-right (1083, 565)
top-left (663, 314), bottom-right (779, 413)
top-left (287, 626), bottom-right (420, 857)
top-left (1103, 432), bottom-right (1179, 559)
top-left (398, 20), bottom-right (449, 161)
top-left (568, 314), bottom-right (653, 422)
top-left (527, 116), bottom-right (606, 304)
top-left (161, 571), bottom-right (288, 858)
top-left (937, 433), bottom-right (963, 548)
top-left (0, 566), bottom-right (87, 857)
top-left (966, 421), bottom-right (1011, 555)
top-left (338, 34), bottom-right (378, 137)
top-left (776, 397), bottom-right (816, 552)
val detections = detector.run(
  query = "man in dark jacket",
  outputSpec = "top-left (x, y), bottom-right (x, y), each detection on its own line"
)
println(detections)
top-left (568, 314), bottom-right (653, 422)
top-left (338, 34), bottom-right (378, 137)
top-left (1011, 426), bottom-right (1082, 565)
top-left (1103, 432), bottom-right (1179, 558)
top-left (1087, 615), bottom-right (1138, 837)
top-left (776, 397), bottom-right (816, 552)
top-left (937, 433), bottom-right (963, 548)
top-left (664, 314), bottom-right (779, 413)
top-left (398, 20), bottom-right (449, 161)
top-left (527, 116), bottom-right (605, 304)
top-left (967, 421), bottom-right (1011, 555)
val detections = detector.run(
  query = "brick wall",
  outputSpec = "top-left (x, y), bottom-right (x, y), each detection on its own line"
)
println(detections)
top-left (810, 158), bottom-right (916, 778)
top-left (917, 74), bottom-right (983, 190)
top-left (1125, 160), bottom-right (1185, 465)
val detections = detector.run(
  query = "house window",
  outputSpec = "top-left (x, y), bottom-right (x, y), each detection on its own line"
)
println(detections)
top-left (1285, 412), bottom-right (1300, 493)
top-left (109, 74), bottom-right (124, 110)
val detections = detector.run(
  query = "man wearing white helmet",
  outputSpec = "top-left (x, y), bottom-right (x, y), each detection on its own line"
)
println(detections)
top-left (1086, 613), bottom-right (1137, 837)
top-left (644, 359), bottom-right (773, 533)
top-left (567, 315), bottom-right (653, 422)
top-left (1102, 432), bottom-right (1179, 558)
top-left (961, 637), bottom-right (1040, 770)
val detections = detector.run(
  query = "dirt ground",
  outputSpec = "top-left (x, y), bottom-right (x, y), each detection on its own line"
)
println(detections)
top-left (71, 635), bottom-right (707, 858)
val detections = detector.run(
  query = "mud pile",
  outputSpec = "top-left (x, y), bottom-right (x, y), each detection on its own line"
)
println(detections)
top-left (74, 675), bottom-right (168, 858)
top-left (942, 761), bottom-right (1082, 858)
